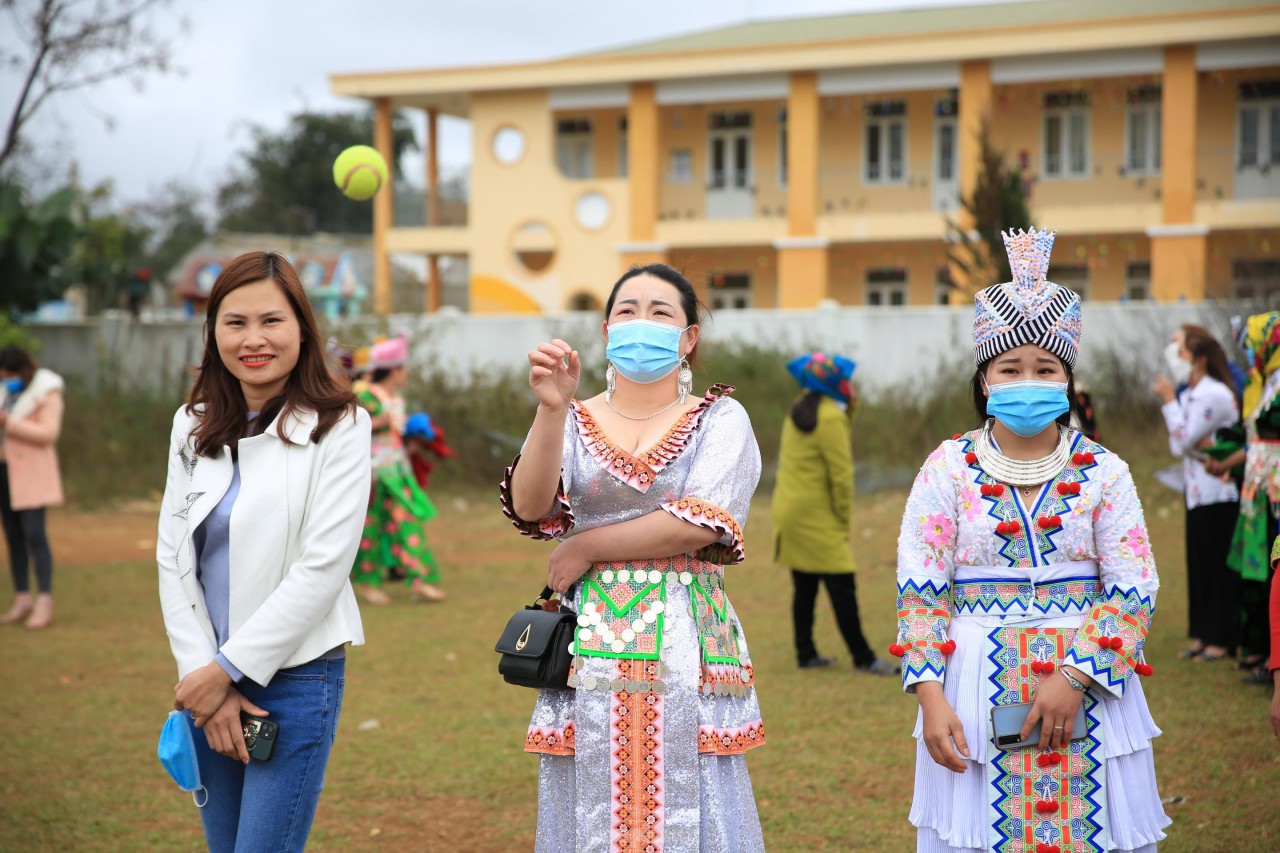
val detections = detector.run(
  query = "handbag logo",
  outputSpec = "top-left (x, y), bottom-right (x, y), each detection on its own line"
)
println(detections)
top-left (515, 622), bottom-right (532, 651)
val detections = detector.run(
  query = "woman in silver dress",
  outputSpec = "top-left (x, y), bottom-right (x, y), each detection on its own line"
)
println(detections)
top-left (501, 264), bottom-right (766, 852)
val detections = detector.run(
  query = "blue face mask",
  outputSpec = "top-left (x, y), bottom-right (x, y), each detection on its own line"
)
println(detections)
top-left (157, 711), bottom-right (208, 807)
top-left (985, 379), bottom-right (1070, 438)
top-left (2, 378), bottom-right (22, 396)
top-left (605, 319), bottom-right (689, 384)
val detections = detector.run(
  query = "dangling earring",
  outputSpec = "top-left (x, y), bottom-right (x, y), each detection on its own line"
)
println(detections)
top-left (605, 362), bottom-right (617, 404)
top-left (677, 358), bottom-right (693, 404)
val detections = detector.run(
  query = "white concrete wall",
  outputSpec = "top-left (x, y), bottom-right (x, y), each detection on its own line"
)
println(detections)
top-left (27, 302), bottom-right (1249, 396)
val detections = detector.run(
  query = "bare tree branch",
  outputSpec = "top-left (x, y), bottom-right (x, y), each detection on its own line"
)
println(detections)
top-left (0, 0), bottom-right (180, 174)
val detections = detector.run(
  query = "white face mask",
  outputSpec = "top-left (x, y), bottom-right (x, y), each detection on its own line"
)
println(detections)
top-left (1163, 342), bottom-right (1192, 386)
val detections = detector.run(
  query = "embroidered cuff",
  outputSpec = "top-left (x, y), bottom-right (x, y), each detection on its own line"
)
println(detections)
top-left (895, 578), bottom-right (953, 692)
top-left (660, 497), bottom-right (745, 565)
top-left (499, 455), bottom-right (575, 540)
top-left (1062, 587), bottom-right (1154, 698)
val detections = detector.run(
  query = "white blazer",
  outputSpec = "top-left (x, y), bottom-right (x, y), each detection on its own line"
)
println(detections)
top-left (157, 403), bottom-right (371, 686)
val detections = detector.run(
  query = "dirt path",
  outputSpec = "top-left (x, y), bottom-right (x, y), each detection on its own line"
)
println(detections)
top-left (47, 504), bottom-right (161, 567)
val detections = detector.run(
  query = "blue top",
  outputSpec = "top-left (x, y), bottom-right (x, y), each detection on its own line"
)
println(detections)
top-left (194, 415), bottom-right (343, 685)
top-left (194, 451), bottom-right (246, 682)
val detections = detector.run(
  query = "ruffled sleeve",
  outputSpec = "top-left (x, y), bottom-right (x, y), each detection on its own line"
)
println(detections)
top-left (659, 390), bottom-right (761, 564)
top-left (499, 417), bottom-right (576, 540)
top-left (1062, 454), bottom-right (1159, 698)
top-left (895, 440), bottom-right (961, 693)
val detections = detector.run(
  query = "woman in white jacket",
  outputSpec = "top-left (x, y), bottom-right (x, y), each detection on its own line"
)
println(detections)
top-left (157, 251), bottom-right (370, 853)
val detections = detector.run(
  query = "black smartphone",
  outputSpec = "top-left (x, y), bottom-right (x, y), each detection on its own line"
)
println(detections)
top-left (240, 712), bottom-right (278, 761)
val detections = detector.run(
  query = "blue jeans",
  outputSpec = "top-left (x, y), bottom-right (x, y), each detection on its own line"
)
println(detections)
top-left (188, 658), bottom-right (345, 853)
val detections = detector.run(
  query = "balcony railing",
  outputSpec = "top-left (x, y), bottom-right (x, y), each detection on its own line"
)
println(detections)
top-left (658, 168), bottom-right (788, 221)
top-left (1197, 146), bottom-right (1280, 202)
top-left (393, 187), bottom-right (469, 228)
top-left (817, 162), bottom-right (957, 216)
top-left (1023, 152), bottom-right (1162, 208)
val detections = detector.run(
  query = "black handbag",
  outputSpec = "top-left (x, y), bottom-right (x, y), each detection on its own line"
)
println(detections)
top-left (494, 586), bottom-right (577, 690)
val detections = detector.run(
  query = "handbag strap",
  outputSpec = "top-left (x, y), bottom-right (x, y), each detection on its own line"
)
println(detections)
top-left (534, 583), bottom-right (578, 608)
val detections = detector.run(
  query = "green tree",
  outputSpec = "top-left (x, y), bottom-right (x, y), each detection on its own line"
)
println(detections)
top-left (0, 182), bottom-right (79, 314)
top-left (946, 123), bottom-right (1034, 296)
top-left (69, 181), bottom-right (150, 314)
top-left (135, 179), bottom-right (208, 278)
top-left (216, 109), bottom-right (418, 236)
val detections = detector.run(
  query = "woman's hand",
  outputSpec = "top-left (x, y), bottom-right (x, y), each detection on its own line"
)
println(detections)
top-left (1022, 668), bottom-right (1088, 751)
top-left (547, 536), bottom-right (592, 597)
top-left (1152, 375), bottom-right (1176, 404)
top-left (174, 661), bottom-right (233, 724)
top-left (528, 339), bottom-right (580, 411)
top-left (201, 688), bottom-right (270, 764)
top-left (916, 682), bottom-right (970, 773)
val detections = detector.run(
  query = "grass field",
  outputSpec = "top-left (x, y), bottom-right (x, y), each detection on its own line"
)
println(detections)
top-left (1, 478), bottom-right (1278, 852)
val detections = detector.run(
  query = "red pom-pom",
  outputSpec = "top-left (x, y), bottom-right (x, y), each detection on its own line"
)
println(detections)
top-left (1095, 635), bottom-right (1111, 648)
top-left (981, 484), bottom-right (993, 496)
top-left (1008, 520), bottom-right (1021, 533)
top-left (1057, 482), bottom-right (1072, 495)
top-left (965, 451), bottom-right (978, 464)
top-left (1082, 452), bottom-right (1095, 464)
top-left (1109, 636), bottom-right (1124, 651)
top-left (1036, 753), bottom-right (1053, 767)
top-left (940, 640), bottom-right (957, 655)
top-left (888, 643), bottom-right (905, 657)
top-left (1042, 662), bottom-right (1056, 674)
top-left (1050, 752), bottom-right (1064, 765)
top-left (1070, 482), bottom-right (1081, 494)
top-left (1037, 516), bottom-right (1053, 530)
top-left (952, 433), bottom-right (963, 441)
top-left (1036, 800), bottom-right (1058, 814)
top-left (991, 484), bottom-right (1005, 496)
top-left (1031, 660), bottom-right (1044, 674)
top-left (996, 521), bottom-right (1009, 535)
top-left (1136, 663), bottom-right (1154, 677)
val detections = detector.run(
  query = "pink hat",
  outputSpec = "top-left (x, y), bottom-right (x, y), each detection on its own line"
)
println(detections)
top-left (370, 334), bottom-right (408, 369)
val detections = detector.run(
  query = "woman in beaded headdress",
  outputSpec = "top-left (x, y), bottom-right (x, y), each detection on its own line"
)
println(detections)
top-left (500, 263), bottom-right (765, 852)
top-left (350, 334), bottom-right (444, 604)
top-left (892, 229), bottom-right (1169, 853)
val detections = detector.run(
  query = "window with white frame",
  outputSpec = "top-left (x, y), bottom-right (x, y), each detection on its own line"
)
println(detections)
top-left (1238, 80), bottom-right (1280, 170)
top-left (617, 116), bottom-right (628, 178)
top-left (1125, 262), bottom-right (1151, 301)
top-left (778, 106), bottom-right (788, 188)
top-left (866, 268), bottom-right (908, 306)
top-left (864, 101), bottom-right (906, 184)
top-left (1043, 91), bottom-right (1090, 179)
top-left (1233, 259), bottom-right (1280, 301)
top-left (1125, 86), bottom-right (1161, 175)
top-left (708, 272), bottom-right (751, 310)
top-left (556, 118), bottom-right (594, 179)
top-left (669, 149), bottom-right (693, 183)
top-left (1049, 264), bottom-right (1089, 301)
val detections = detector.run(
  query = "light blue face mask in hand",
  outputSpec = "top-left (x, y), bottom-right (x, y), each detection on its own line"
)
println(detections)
top-left (158, 711), bottom-right (208, 807)
top-left (605, 319), bottom-right (690, 384)
top-left (985, 379), bottom-right (1070, 438)
top-left (2, 377), bottom-right (23, 396)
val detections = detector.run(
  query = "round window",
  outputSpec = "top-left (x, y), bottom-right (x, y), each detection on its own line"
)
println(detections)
top-left (492, 126), bottom-right (525, 165)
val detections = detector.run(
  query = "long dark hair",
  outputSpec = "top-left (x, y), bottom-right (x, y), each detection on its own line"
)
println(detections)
top-left (789, 392), bottom-right (823, 433)
top-left (971, 359), bottom-right (1077, 429)
top-left (0, 345), bottom-right (36, 386)
top-left (1182, 324), bottom-right (1240, 407)
top-left (187, 251), bottom-right (356, 457)
top-left (605, 263), bottom-right (706, 366)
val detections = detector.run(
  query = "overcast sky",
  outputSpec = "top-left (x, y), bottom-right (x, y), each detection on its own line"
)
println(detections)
top-left (1, 0), bottom-right (1029, 206)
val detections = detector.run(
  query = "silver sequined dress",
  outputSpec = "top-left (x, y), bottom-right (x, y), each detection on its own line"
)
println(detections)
top-left (501, 385), bottom-right (767, 853)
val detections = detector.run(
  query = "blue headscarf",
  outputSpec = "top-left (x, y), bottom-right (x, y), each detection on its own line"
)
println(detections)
top-left (786, 352), bottom-right (856, 405)
top-left (403, 412), bottom-right (437, 442)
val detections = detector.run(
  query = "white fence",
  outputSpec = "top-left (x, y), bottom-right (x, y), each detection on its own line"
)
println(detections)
top-left (27, 301), bottom-right (1251, 396)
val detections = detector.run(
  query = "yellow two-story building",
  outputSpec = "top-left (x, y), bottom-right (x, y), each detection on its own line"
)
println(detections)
top-left (331, 0), bottom-right (1280, 314)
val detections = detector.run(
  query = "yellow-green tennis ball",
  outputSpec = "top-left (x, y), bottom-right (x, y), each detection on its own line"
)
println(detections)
top-left (333, 145), bottom-right (388, 201)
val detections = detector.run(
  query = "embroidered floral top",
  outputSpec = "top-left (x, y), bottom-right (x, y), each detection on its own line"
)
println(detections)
top-left (357, 385), bottom-right (407, 472)
top-left (895, 429), bottom-right (1160, 699)
top-left (501, 385), bottom-right (761, 565)
top-left (1160, 375), bottom-right (1240, 509)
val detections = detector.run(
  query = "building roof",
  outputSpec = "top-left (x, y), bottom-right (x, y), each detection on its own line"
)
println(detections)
top-left (330, 0), bottom-right (1280, 111)
top-left (583, 0), bottom-right (1273, 58)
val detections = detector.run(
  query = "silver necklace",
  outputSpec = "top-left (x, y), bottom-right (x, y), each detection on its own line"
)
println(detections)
top-left (973, 419), bottom-right (1072, 488)
top-left (605, 395), bottom-right (684, 421)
